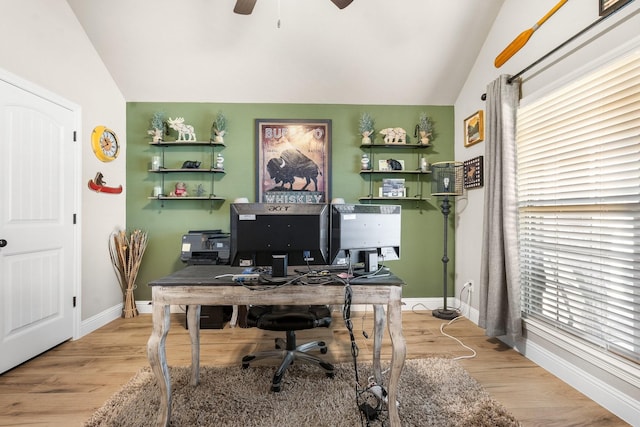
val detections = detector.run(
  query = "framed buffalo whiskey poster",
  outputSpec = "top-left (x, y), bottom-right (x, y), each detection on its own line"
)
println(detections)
top-left (256, 119), bottom-right (331, 203)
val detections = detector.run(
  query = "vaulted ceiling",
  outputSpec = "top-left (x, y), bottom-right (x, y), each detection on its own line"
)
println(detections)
top-left (67, 0), bottom-right (504, 105)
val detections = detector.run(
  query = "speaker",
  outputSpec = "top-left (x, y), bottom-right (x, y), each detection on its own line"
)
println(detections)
top-left (364, 250), bottom-right (378, 272)
top-left (272, 254), bottom-right (288, 277)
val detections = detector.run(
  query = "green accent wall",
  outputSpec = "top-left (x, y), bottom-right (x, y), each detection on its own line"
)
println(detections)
top-left (126, 102), bottom-right (456, 300)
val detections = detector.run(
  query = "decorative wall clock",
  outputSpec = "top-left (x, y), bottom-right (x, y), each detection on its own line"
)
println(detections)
top-left (91, 125), bottom-right (120, 162)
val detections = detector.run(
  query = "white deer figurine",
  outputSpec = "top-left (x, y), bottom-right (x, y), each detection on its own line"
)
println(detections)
top-left (167, 117), bottom-right (196, 142)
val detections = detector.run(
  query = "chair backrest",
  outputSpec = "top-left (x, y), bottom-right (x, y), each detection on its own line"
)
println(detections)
top-left (246, 305), bottom-right (332, 331)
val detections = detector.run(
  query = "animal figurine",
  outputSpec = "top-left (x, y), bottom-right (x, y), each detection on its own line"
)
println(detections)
top-left (167, 117), bottom-right (196, 141)
top-left (379, 127), bottom-right (407, 144)
top-left (170, 182), bottom-right (188, 197)
top-left (387, 159), bottom-right (403, 170)
top-left (181, 160), bottom-right (201, 169)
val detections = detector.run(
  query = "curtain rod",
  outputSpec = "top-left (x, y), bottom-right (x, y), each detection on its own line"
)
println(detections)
top-left (480, 1), bottom-right (634, 101)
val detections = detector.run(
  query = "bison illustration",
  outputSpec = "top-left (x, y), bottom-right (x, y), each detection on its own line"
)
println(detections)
top-left (266, 149), bottom-right (321, 191)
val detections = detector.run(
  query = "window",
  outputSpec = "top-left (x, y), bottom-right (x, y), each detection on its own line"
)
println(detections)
top-left (517, 50), bottom-right (640, 363)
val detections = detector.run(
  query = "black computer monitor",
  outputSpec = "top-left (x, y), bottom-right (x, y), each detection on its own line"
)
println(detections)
top-left (229, 203), bottom-right (329, 271)
top-left (330, 203), bottom-right (401, 271)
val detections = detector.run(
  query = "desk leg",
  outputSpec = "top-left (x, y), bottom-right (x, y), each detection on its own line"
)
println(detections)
top-left (372, 304), bottom-right (385, 385)
top-left (186, 304), bottom-right (201, 386)
top-left (147, 300), bottom-right (171, 427)
top-left (387, 286), bottom-right (406, 427)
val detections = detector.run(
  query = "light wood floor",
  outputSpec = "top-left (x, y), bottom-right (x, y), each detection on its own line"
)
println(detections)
top-left (0, 309), bottom-right (628, 427)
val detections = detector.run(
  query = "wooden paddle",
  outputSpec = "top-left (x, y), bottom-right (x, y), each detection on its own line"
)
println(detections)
top-left (234, 0), bottom-right (257, 15)
top-left (495, 0), bottom-right (569, 68)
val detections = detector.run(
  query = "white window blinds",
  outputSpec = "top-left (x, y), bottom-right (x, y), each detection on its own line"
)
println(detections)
top-left (517, 50), bottom-right (640, 363)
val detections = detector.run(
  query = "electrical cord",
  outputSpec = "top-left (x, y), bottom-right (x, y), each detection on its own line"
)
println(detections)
top-left (349, 255), bottom-right (390, 281)
top-left (343, 282), bottom-right (368, 426)
top-left (440, 316), bottom-right (477, 360)
top-left (410, 283), bottom-right (477, 360)
top-left (342, 254), bottom-right (392, 426)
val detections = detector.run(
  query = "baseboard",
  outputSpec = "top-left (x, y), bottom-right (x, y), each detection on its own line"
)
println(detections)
top-left (458, 299), bottom-right (480, 324)
top-left (136, 301), bottom-right (185, 314)
top-left (513, 321), bottom-right (640, 426)
top-left (79, 303), bottom-right (123, 338)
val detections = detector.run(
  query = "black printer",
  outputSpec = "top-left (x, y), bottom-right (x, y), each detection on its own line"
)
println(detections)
top-left (180, 230), bottom-right (230, 265)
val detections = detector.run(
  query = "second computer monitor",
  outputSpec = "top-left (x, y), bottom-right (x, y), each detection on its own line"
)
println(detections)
top-left (330, 203), bottom-right (401, 269)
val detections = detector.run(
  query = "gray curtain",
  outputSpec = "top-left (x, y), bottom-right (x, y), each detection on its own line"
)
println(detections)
top-left (478, 75), bottom-right (522, 340)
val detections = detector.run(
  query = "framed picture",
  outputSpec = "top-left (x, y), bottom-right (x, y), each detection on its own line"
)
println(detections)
top-left (256, 119), bottom-right (331, 203)
top-left (463, 156), bottom-right (484, 189)
top-left (378, 159), bottom-right (405, 171)
top-left (464, 110), bottom-right (484, 147)
top-left (599, 0), bottom-right (633, 16)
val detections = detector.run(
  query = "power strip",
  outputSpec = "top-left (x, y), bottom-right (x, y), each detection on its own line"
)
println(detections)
top-left (232, 273), bottom-right (260, 281)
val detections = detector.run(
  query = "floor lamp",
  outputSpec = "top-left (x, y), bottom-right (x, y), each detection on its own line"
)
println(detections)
top-left (430, 161), bottom-right (463, 320)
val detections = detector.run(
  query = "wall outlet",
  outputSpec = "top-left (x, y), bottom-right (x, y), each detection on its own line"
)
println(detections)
top-left (466, 280), bottom-right (474, 290)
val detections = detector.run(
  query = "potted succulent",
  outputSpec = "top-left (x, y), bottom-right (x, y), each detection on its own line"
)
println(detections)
top-left (211, 111), bottom-right (227, 143)
top-left (359, 112), bottom-right (375, 144)
top-left (417, 113), bottom-right (435, 145)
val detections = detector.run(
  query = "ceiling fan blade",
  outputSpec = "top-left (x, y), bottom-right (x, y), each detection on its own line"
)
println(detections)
top-left (234, 0), bottom-right (257, 15)
top-left (331, 0), bottom-right (354, 9)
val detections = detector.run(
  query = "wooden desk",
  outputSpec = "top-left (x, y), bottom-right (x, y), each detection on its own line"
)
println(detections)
top-left (147, 265), bottom-right (406, 426)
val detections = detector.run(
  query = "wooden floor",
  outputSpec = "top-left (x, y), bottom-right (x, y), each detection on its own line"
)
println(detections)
top-left (0, 309), bottom-right (628, 427)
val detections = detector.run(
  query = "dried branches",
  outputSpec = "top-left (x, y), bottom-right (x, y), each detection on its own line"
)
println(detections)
top-left (109, 229), bottom-right (149, 318)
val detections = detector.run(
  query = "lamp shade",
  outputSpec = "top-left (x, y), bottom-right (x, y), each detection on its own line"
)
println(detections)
top-left (430, 161), bottom-right (463, 196)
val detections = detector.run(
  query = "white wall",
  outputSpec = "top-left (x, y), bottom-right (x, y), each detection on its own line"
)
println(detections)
top-left (454, 1), bottom-right (640, 423)
top-left (0, 0), bottom-right (127, 323)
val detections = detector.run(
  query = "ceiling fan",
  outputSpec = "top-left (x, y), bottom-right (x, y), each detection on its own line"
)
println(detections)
top-left (234, 0), bottom-right (353, 15)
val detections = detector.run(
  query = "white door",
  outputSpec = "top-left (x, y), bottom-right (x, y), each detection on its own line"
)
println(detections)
top-left (0, 75), bottom-right (78, 374)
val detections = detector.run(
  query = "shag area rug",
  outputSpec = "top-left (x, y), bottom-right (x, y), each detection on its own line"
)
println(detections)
top-left (84, 358), bottom-right (520, 426)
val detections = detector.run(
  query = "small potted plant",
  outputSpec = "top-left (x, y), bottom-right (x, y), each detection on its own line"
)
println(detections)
top-left (148, 112), bottom-right (165, 143)
top-left (417, 113), bottom-right (435, 145)
top-left (359, 112), bottom-right (375, 144)
top-left (211, 112), bottom-right (227, 143)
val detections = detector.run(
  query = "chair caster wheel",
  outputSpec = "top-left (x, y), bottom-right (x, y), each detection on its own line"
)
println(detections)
top-left (326, 372), bottom-right (335, 379)
top-left (320, 347), bottom-right (328, 354)
top-left (241, 355), bottom-right (255, 368)
top-left (271, 384), bottom-right (282, 392)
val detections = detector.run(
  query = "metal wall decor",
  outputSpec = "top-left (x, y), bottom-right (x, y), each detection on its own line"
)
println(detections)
top-left (463, 156), bottom-right (484, 189)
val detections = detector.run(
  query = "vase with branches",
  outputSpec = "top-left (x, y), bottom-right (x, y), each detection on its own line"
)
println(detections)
top-left (359, 112), bottom-right (375, 144)
top-left (417, 113), bottom-right (436, 145)
top-left (211, 112), bottom-right (227, 143)
top-left (109, 229), bottom-right (149, 318)
top-left (148, 112), bottom-right (165, 143)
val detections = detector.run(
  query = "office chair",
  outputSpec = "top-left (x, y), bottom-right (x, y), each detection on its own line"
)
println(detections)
top-left (241, 304), bottom-right (335, 392)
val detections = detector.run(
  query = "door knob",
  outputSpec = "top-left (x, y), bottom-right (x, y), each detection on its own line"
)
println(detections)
top-left (0, 239), bottom-right (7, 247)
